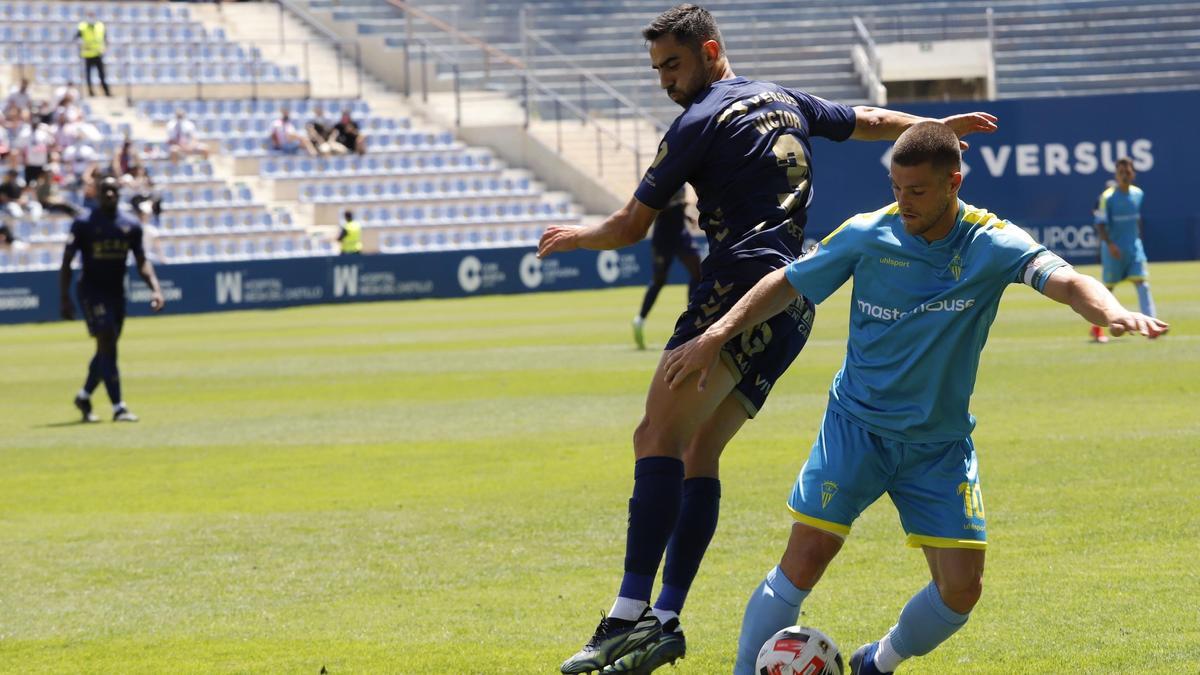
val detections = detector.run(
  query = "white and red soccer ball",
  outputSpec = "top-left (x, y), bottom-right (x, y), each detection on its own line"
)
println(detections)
top-left (755, 625), bottom-right (844, 675)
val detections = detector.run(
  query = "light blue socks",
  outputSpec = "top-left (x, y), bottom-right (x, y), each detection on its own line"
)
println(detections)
top-left (1135, 282), bottom-right (1156, 318)
top-left (888, 581), bottom-right (970, 659)
top-left (733, 565), bottom-right (810, 675)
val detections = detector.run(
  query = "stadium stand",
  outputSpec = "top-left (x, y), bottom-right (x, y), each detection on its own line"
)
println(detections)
top-left (303, 0), bottom-right (1200, 122)
top-left (0, 1), bottom-right (584, 273)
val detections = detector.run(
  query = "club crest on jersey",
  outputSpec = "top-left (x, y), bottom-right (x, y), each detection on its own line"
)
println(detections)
top-left (948, 251), bottom-right (964, 281)
top-left (820, 481), bottom-right (838, 509)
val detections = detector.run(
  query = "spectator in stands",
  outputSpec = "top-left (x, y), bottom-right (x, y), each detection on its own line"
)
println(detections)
top-left (338, 209), bottom-right (363, 254)
top-left (34, 100), bottom-right (55, 127)
top-left (167, 109), bottom-right (209, 161)
top-left (5, 79), bottom-right (32, 113)
top-left (62, 122), bottom-right (103, 179)
top-left (306, 104), bottom-right (345, 156)
top-left (0, 169), bottom-right (27, 218)
top-left (334, 109), bottom-right (367, 155)
top-left (34, 169), bottom-right (79, 218)
top-left (55, 90), bottom-right (84, 126)
top-left (75, 10), bottom-right (112, 97)
top-left (1, 105), bottom-right (21, 167)
top-left (123, 165), bottom-right (161, 225)
top-left (269, 108), bottom-right (316, 156)
top-left (113, 135), bottom-right (138, 178)
top-left (15, 121), bottom-right (53, 185)
top-left (54, 81), bottom-right (82, 109)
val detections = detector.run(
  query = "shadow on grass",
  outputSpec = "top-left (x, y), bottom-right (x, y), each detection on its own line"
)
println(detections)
top-left (37, 420), bottom-right (98, 428)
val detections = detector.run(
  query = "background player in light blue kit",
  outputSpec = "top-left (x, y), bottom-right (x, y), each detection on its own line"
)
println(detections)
top-left (662, 122), bottom-right (1167, 674)
top-left (537, 6), bottom-right (998, 673)
top-left (1091, 156), bottom-right (1157, 342)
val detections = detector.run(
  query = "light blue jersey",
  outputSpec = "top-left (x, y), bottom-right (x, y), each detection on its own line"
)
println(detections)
top-left (1097, 185), bottom-right (1149, 284)
top-left (1097, 185), bottom-right (1144, 251)
top-left (785, 200), bottom-right (1068, 443)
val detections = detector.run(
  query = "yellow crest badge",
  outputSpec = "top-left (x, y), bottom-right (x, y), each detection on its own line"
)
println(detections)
top-left (948, 251), bottom-right (963, 281)
top-left (820, 481), bottom-right (838, 509)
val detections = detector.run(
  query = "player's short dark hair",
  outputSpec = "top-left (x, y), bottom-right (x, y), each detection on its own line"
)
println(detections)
top-left (1115, 156), bottom-right (1134, 170)
top-left (891, 121), bottom-right (961, 174)
top-left (642, 4), bottom-right (724, 55)
top-left (344, 209), bottom-right (353, 220)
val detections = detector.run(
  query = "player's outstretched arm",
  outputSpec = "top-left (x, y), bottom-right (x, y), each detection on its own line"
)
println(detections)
top-left (133, 250), bottom-right (165, 312)
top-left (537, 196), bottom-right (659, 259)
top-left (851, 107), bottom-right (998, 149)
top-left (664, 268), bottom-right (798, 391)
top-left (1040, 267), bottom-right (1167, 338)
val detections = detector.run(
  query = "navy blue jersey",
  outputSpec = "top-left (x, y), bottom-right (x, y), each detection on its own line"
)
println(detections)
top-left (69, 209), bottom-right (144, 295)
top-left (635, 77), bottom-right (856, 272)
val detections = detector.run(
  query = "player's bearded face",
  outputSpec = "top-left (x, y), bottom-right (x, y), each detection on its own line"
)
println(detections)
top-left (891, 163), bottom-right (960, 238)
top-left (649, 36), bottom-right (712, 107)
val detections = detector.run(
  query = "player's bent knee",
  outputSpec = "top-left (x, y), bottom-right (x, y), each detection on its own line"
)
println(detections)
top-left (937, 575), bottom-right (983, 614)
top-left (779, 522), bottom-right (843, 589)
top-left (632, 416), bottom-right (685, 459)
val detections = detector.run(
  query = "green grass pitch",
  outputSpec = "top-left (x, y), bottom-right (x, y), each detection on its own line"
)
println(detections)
top-left (2, 262), bottom-right (1198, 673)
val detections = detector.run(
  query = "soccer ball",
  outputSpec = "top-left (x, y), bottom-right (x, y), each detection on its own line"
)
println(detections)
top-left (755, 625), bottom-right (844, 675)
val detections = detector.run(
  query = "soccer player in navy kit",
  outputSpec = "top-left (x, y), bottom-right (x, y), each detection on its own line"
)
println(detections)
top-left (663, 122), bottom-right (1167, 674)
top-left (537, 5), bottom-right (998, 673)
top-left (60, 174), bottom-right (165, 422)
top-left (633, 186), bottom-right (702, 350)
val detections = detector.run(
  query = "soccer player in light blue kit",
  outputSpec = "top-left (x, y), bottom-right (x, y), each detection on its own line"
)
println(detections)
top-left (1091, 156), bottom-right (1157, 342)
top-left (540, 6), bottom-right (998, 672)
top-left (662, 122), bottom-right (1167, 674)
top-left (539, 6), bottom-right (999, 673)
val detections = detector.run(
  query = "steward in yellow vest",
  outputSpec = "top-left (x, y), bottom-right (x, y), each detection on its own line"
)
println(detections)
top-left (339, 211), bottom-right (363, 254)
top-left (76, 14), bottom-right (111, 97)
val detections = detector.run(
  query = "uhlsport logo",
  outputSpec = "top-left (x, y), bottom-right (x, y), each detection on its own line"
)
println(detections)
top-left (458, 255), bottom-right (482, 293)
top-left (597, 250), bottom-right (620, 283)
top-left (519, 253), bottom-right (543, 289)
top-left (821, 481), bottom-right (838, 509)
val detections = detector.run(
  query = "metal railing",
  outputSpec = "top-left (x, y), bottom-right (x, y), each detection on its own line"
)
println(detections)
top-left (277, 0), bottom-right (365, 99)
top-left (372, 0), bottom-right (666, 181)
top-left (851, 17), bottom-right (887, 105)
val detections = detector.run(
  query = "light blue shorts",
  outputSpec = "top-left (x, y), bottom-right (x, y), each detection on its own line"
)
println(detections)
top-left (1101, 240), bottom-right (1148, 285)
top-left (787, 407), bottom-right (987, 550)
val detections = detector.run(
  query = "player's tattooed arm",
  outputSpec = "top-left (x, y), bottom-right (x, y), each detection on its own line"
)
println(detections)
top-left (1040, 267), bottom-right (1167, 338)
top-left (851, 107), bottom-right (998, 149)
top-left (537, 196), bottom-right (659, 258)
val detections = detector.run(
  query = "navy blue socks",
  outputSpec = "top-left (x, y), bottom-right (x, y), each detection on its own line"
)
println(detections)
top-left (612, 456), bottom-right (684, 620)
top-left (655, 477), bottom-right (721, 618)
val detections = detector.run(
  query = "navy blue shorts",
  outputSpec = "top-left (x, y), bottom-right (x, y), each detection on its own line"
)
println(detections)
top-left (78, 290), bottom-right (125, 338)
top-left (665, 267), bottom-right (816, 417)
top-left (652, 228), bottom-right (698, 263)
